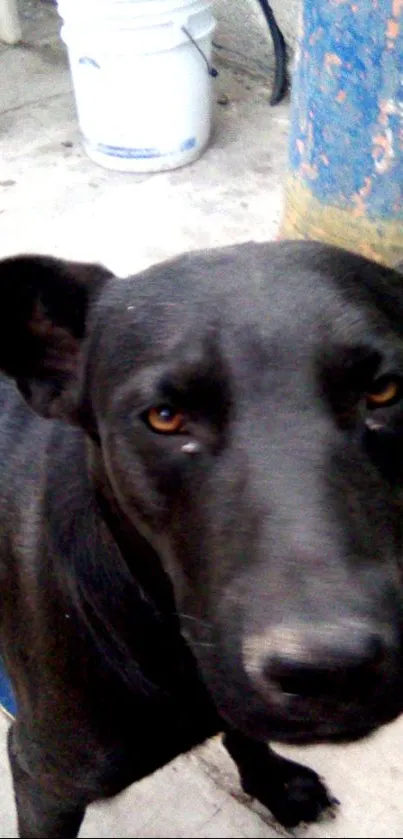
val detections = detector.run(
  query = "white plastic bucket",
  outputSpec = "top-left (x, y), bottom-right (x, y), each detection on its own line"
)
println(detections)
top-left (57, 0), bottom-right (216, 172)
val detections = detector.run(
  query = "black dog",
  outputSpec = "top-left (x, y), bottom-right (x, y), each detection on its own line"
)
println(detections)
top-left (1, 240), bottom-right (403, 838)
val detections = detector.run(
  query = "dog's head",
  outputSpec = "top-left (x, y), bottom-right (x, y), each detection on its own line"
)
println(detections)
top-left (2, 241), bottom-right (403, 744)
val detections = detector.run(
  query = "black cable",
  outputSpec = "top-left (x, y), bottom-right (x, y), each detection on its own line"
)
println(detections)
top-left (256, 0), bottom-right (288, 105)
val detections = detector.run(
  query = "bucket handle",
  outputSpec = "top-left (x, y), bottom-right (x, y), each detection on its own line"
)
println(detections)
top-left (181, 25), bottom-right (218, 77)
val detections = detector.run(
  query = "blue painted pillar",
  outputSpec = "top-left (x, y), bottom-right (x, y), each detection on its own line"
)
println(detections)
top-left (0, 660), bottom-right (16, 719)
top-left (281, 0), bottom-right (403, 266)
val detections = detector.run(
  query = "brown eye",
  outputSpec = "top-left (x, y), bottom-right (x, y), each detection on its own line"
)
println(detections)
top-left (366, 379), bottom-right (400, 408)
top-left (146, 406), bottom-right (185, 434)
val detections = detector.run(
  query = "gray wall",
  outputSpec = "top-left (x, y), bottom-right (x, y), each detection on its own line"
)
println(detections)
top-left (213, 0), bottom-right (301, 76)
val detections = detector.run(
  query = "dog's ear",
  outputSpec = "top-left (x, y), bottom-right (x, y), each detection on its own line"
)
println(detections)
top-left (0, 254), bottom-right (111, 420)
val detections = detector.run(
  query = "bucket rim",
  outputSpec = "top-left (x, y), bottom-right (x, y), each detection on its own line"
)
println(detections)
top-left (57, 0), bottom-right (214, 19)
top-left (60, 18), bottom-right (216, 53)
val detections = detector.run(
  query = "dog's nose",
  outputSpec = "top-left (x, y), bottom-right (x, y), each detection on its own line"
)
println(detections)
top-left (244, 621), bottom-right (386, 702)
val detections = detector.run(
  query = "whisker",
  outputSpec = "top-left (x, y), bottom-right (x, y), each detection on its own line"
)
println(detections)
top-left (178, 613), bottom-right (213, 627)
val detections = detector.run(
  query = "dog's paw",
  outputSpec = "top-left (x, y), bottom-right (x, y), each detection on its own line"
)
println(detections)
top-left (241, 756), bottom-right (337, 829)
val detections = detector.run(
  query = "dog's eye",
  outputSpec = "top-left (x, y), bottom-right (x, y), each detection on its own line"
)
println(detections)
top-left (366, 378), bottom-right (401, 408)
top-left (146, 406), bottom-right (185, 434)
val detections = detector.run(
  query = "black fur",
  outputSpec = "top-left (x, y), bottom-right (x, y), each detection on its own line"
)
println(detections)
top-left (1, 240), bottom-right (403, 837)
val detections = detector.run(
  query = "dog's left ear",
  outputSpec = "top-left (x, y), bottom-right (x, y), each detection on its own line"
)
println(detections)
top-left (0, 254), bottom-right (112, 420)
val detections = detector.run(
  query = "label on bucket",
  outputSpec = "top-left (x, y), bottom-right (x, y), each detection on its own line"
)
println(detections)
top-left (86, 137), bottom-right (197, 160)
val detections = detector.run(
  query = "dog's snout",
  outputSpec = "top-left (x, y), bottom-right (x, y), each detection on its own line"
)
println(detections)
top-left (266, 640), bottom-right (382, 701)
top-left (244, 621), bottom-right (387, 703)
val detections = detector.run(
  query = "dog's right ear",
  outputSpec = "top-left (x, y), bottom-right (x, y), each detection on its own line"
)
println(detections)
top-left (0, 254), bottom-right (111, 420)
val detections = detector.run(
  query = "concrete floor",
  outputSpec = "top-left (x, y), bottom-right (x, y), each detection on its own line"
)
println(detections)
top-left (1, 2), bottom-right (403, 838)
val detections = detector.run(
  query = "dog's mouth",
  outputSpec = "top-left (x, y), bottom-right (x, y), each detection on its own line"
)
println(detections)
top-left (256, 656), bottom-right (403, 745)
top-left (222, 683), bottom-right (403, 746)
top-left (181, 616), bottom-right (403, 746)
top-left (208, 667), bottom-right (403, 747)
top-left (268, 722), bottom-right (377, 746)
top-left (218, 692), bottom-right (400, 746)
top-left (263, 703), bottom-right (387, 745)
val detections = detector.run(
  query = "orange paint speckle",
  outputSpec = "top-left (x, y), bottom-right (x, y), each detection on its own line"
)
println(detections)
top-left (386, 18), bottom-right (399, 47)
top-left (378, 100), bottom-right (389, 127)
top-left (372, 129), bottom-right (395, 173)
top-left (336, 90), bottom-right (347, 103)
top-left (373, 133), bottom-right (389, 151)
top-left (324, 52), bottom-right (342, 74)
top-left (361, 178), bottom-right (372, 199)
top-left (296, 139), bottom-right (304, 156)
top-left (309, 26), bottom-right (325, 46)
top-left (300, 162), bottom-right (319, 180)
top-left (352, 177), bottom-right (373, 218)
top-left (387, 19), bottom-right (399, 38)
